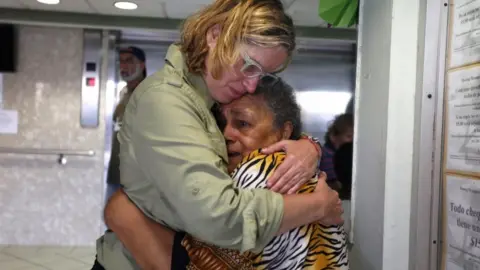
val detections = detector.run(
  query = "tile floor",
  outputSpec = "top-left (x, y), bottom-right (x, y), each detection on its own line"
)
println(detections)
top-left (0, 245), bottom-right (95, 270)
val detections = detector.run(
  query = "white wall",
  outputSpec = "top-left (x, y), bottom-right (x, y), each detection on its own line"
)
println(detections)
top-left (350, 0), bottom-right (430, 269)
top-left (349, 0), bottom-right (391, 266)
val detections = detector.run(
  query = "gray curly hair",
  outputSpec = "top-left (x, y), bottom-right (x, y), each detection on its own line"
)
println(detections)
top-left (252, 77), bottom-right (302, 139)
top-left (212, 77), bottom-right (302, 140)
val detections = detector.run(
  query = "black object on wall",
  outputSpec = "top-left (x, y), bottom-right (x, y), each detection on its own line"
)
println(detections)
top-left (0, 24), bottom-right (17, 73)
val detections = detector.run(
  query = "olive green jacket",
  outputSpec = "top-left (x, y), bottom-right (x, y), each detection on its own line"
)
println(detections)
top-left (96, 45), bottom-right (284, 270)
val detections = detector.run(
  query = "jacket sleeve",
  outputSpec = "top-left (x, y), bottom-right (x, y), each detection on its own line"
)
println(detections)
top-left (129, 84), bottom-right (284, 252)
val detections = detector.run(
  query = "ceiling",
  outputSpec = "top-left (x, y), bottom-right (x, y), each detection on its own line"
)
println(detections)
top-left (0, 0), bottom-right (330, 27)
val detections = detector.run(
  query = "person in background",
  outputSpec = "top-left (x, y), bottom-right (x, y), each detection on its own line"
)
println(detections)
top-left (334, 142), bottom-right (353, 200)
top-left (334, 142), bottom-right (353, 236)
top-left (105, 46), bottom-right (147, 202)
top-left (319, 113), bottom-right (354, 191)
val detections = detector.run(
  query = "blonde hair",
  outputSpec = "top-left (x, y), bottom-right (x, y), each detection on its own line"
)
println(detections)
top-left (179, 0), bottom-right (295, 78)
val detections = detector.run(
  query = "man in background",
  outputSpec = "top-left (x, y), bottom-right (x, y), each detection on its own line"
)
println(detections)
top-left (106, 46), bottom-right (147, 203)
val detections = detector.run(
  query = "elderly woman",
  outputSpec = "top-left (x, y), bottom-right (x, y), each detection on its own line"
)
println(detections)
top-left (94, 0), bottom-right (343, 269)
top-left (99, 78), bottom-right (349, 270)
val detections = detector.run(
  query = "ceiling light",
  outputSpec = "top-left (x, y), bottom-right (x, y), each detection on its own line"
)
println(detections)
top-left (114, 1), bottom-right (138, 10)
top-left (37, 0), bottom-right (60, 4)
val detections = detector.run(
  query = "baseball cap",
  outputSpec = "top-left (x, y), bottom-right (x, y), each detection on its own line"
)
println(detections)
top-left (119, 46), bottom-right (146, 62)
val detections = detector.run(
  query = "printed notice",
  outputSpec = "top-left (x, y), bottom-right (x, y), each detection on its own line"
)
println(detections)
top-left (450, 0), bottom-right (480, 68)
top-left (0, 109), bottom-right (18, 134)
top-left (446, 66), bottom-right (480, 173)
top-left (445, 175), bottom-right (480, 270)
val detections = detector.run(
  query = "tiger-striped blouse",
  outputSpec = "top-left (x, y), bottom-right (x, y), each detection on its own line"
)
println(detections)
top-left (182, 150), bottom-right (349, 270)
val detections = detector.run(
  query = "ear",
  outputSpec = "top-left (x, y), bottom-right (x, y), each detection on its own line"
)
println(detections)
top-left (281, 121), bottom-right (293, 140)
top-left (206, 24), bottom-right (221, 49)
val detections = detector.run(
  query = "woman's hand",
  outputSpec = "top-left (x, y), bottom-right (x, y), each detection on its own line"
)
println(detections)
top-left (262, 138), bottom-right (321, 194)
top-left (314, 172), bottom-right (343, 226)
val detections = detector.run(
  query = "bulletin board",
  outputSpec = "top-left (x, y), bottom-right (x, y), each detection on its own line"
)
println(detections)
top-left (442, 0), bottom-right (480, 269)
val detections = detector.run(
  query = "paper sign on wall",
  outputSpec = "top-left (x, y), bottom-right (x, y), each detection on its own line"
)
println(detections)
top-left (446, 66), bottom-right (480, 173)
top-left (0, 109), bottom-right (18, 134)
top-left (445, 175), bottom-right (480, 270)
top-left (449, 0), bottom-right (480, 68)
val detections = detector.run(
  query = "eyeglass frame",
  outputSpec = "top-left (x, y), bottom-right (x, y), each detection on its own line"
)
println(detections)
top-left (239, 51), bottom-right (281, 85)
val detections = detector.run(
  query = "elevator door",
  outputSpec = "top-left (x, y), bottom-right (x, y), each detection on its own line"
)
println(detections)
top-left (283, 50), bottom-right (355, 143)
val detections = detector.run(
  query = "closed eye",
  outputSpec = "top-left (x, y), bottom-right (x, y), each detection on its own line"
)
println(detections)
top-left (235, 120), bottom-right (250, 128)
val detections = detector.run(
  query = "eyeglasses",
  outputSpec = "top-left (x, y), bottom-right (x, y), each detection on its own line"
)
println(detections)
top-left (240, 52), bottom-right (279, 86)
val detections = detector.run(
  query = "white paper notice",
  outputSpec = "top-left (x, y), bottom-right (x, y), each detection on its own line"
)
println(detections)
top-left (446, 67), bottom-right (480, 173)
top-left (445, 175), bottom-right (480, 270)
top-left (450, 0), bottom-right (480, 68)
top-left (0, 109), bottom-right (18, 134)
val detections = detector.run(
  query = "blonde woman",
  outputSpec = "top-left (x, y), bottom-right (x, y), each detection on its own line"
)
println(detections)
top-left (94, 1), bottom-right (343, 269)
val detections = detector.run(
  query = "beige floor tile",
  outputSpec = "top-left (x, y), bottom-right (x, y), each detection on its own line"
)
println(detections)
top-left (55, 247), bottom-right (95, 266)
top-left (40, 258), bottom-right (89, 270)
top-left (36, 247), bottom-right (75, 256)
top-left (0, 259), bottom-right (39, 270)
top-left (65, 266), bottom-right (91, 270)
top-left (0, 246), bottom-right (96, 270)
top-left (68, 247), bottom-right (96, 257)
top-left (0, 252), bottom-right (17, 262)
top-left (75, 255), bottom-right (96, 265)
top-left (3, 246), bottom-right (40, 259)
top-left (21, 254), bottom-right (59, 265)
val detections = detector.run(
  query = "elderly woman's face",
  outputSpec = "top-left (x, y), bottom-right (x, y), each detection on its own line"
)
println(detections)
top-left (219, 95), bottom-right (290, 173)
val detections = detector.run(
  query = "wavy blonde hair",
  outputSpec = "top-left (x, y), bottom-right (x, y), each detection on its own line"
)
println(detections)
top-left (179, 0), bottom-right (295, 79)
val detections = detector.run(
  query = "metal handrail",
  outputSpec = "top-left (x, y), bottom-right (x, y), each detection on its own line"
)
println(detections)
top-left (0, 147), bottom-right (95, 157)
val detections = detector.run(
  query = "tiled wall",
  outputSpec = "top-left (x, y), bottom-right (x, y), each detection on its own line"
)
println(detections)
top-left (0, 26), bottom-right (105, 246)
